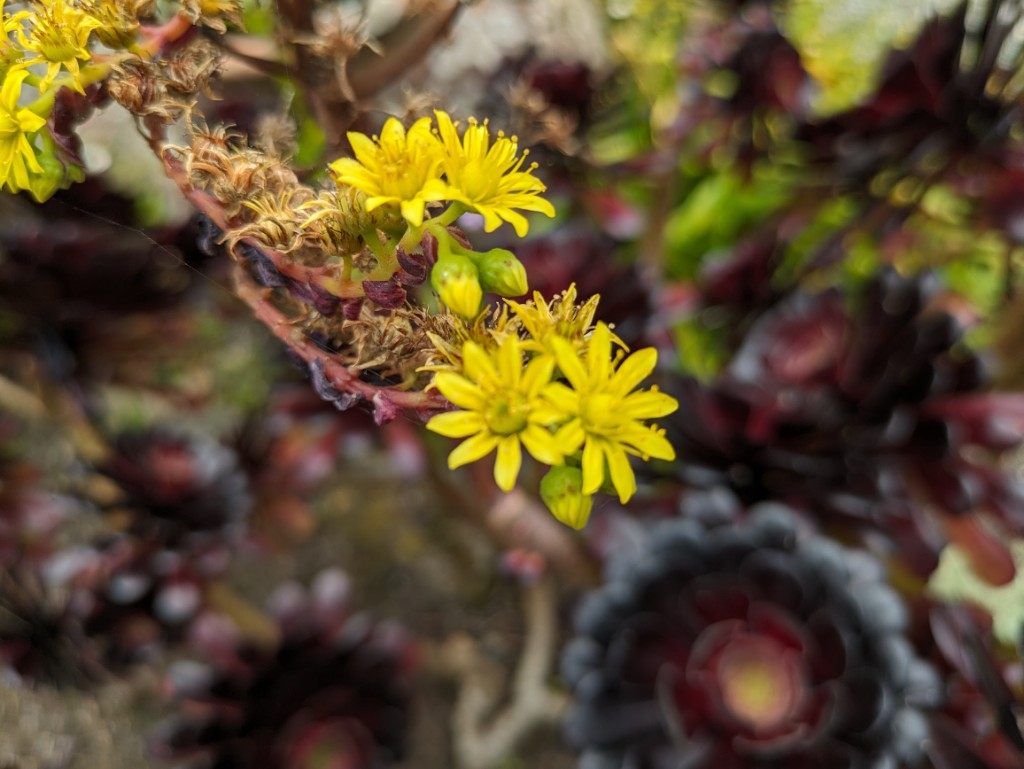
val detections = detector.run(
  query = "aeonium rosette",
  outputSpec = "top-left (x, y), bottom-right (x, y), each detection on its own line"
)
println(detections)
top-left (561, 503), bottom-right (942, 768)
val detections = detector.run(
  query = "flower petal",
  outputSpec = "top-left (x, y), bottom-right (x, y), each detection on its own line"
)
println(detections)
top-left (520, 424), bottom-right (564, 466)
top-left (494, 436), bottom-right (522, 491)
top-left (552, 337), bottom-right (588, 392)
top-left (621, 390), bottom-right (679, 419)
top-left (448, 432), bottom-right (498, 469)
top-left (554, 419), bottom-right (586, 454)
top-left (400, 198), bottom-right (426, 227)
top-left (522, 354), bottom-right (556, 398)
top-left (462, 342), bottom-right (499, 388)
top-left (621, 426), bottom-right (676, 461)
top-left (434, 372), bottom-right (487, 410)
top-left (588, 323), bottom-right (613, 384)
top-left (581, 438), bottom-right (605, 495)
top-left (606, 445), bottom-right (637, 503)
top-left (427, 410), bottom-right (485, 438)
top-left (610, 348), bottom-right (658, 395)
top-left (497, 336), bottom-right (522, 388)
top-left (543, 381), bottom-right (578, 414)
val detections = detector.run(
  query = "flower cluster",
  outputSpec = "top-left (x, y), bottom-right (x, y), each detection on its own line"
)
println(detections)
top-left (0, 0), bottom-right (107, 197)
top-left (0, 0), bottom-right (234, 199)
top-left (331, 110), bottom-right (555, 236)
top-left (425, 286), bottom-right (678, 528)
top-left (329, 109), bottom-right (556, 317)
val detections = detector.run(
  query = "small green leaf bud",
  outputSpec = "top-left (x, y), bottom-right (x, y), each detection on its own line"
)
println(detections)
top-left (540, 465), bottom-right (594, 530)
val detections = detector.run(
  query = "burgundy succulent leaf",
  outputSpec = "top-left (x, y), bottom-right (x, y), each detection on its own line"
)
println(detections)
top-left (395, 246), bottom-right (430, 285)
top-left (238, 241), bottom-right (287, 288)
top-left (697, 234), bottom-right (785, 316)
top-left (361, 279), bottom-right (407, 309)
top-left (286, 278), bottom-right (343, 316)
top-left (562, 506), bottom-right (940, 769)
top-left (925, 606), bottom-right (1024, 769)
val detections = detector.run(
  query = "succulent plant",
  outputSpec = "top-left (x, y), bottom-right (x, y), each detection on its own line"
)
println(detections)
top-left (660, 269), bottom-right (1024, 579)
top-left (150, 570), bottom-right (416, 769)
top-left (561, 506), bottom-right (941, 769)
top-left (99, 429), bottom-right (252, 547)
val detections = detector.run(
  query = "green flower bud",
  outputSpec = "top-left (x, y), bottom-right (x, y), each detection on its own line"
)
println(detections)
top-left (431, 252), bottom-right (483, 318)
top-left (540, 465), bottom-right (593, 530)
top-left (475, 248), bottom-right (529, 297)
top-left (25, 145), bottom-right (85, 204)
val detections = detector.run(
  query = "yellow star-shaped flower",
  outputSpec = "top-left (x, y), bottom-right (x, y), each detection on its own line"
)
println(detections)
top-left (329, 116), bottom-right (444, 227)
top-left (427, 336), bottom-right (566, 492)
top-left (433, 110), bottom-right (555, 237)
top-left (15, 0), bottom-right (103, 94)
top-left (545, 322), bottom-right (678, 503)
top-left (0, 68), bottom-right (47, 193)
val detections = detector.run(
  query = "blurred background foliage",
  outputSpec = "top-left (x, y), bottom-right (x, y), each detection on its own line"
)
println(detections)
top-left (7, 0), bottom-right (1024, 766)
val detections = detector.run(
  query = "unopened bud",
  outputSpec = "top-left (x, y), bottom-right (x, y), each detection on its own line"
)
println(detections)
top-left (431, 253), bottom-right (483, 318)
top-left (476, 248), bottom-right (529, 297)
top-left (540, 465), bottom-right (593, 530)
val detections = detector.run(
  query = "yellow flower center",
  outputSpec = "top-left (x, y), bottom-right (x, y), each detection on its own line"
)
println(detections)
top-left (36, 28), bottom-right (81, 63)
top-left (715, 635), bottom-right (806, 732)
top-left (487, 394), bottom-right (529, 435)
top-left (459, 159), bottom-right (499, 201)
top-left (372, 136), bottom-right (435, 200)
top-left (580, 393), bottom-right (619, 434)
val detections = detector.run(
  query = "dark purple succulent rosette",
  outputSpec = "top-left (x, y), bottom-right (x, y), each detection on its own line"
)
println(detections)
top-left (561, 507), bottom-right (940, 769)
top-left (150, 570), bottom-right (415, 769)
top-left (100, 429), bottom-right (252, 547)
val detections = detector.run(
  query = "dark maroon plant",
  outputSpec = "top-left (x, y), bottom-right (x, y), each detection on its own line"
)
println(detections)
top-left (795, 3), bottom-right (1014, 191)
top-left (61, 534), bottom-right (225, 669)
top-left (925, 606), bottom-right (1024, 769)
top-left (99, 429), bottom-right (252, 547)
top-left (659, 268), bottom-right (1024, 581)
top-left (561, 506), bottom-right (940, 769)
top-left (150, 569), bottom-right (416, 769)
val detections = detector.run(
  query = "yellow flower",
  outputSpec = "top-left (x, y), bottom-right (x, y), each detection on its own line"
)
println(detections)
top-left (77, 0), bottom-right (151, 49)
top-left (545, 322), bottom-right (678, 503)
top-left (427, 336), bottom-right (566, 492)
top-left (507, 283), bottom-right (611, 357)
top-left (15, 0), bottom-right (103, 94)
top-left (434, 109), bottom-right (555, 237)
top-left (1, 1), bottom-right (23, 75)
top-left (0, 68), bottom-right (47, 193)
top-left (329, 117), bottom-right (443, 227)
